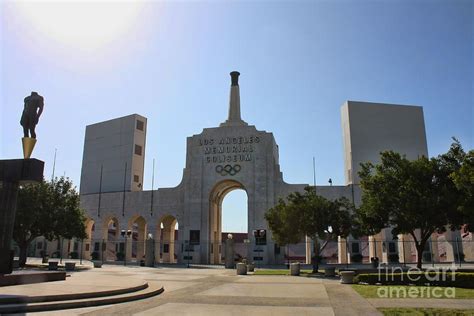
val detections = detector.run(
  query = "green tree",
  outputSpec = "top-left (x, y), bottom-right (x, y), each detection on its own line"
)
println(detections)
top-left (14, 177), bottom-right (87, 267)
top-left (452, 150), bottom-right (474, 230)
top-left (265, 187), bottom-right (354, 271)
top-left (357, 141), bottom-right (467, 269)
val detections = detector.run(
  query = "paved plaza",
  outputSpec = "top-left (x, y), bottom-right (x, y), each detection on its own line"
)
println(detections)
top-left (3, 265), bottom-right (474, 315)
top-left (1, 265), bottom-right (380, 315)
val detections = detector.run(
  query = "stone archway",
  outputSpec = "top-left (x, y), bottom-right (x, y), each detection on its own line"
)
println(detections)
top-left (102, 217), bottom-right (120, 261)
top-left (209, 179), bottom-right (247, 264)
top-left (83, 219), bottom-right (95, 260)
top-left (128, 215), bottom-right (147, 262)
top-left (157, 215), bottom-right (178, 263)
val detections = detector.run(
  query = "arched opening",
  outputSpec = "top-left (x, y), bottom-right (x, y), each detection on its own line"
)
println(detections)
top-left (209, 180), bottom-right (247, 264)
top-left (83, 219), bottom-right (95, 260)
top-left (102, 217), bottom-right (119, 261)
top-left (128, 216), bottom-right (147, 261)
top-left (222, 189), bottom-right (248, 263)
top-left (156, 215), bottom-right (178, 263)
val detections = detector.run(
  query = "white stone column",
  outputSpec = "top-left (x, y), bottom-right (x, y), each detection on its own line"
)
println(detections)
top-left (369, 233), bottom-right (383, 261)
top-left (397, 234), bottom-right (413, 264)
top-left (338, 236), bottom-right (348, 264)
top-left (305, 236), bottom-right (312, 264)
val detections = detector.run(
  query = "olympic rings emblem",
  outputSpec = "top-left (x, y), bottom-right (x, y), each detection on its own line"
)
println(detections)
top-left (215, 164), bottom-right (241, 176)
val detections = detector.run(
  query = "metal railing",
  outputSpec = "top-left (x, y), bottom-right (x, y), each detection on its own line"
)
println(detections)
top-left (18, 238), bottom-right (474, 267)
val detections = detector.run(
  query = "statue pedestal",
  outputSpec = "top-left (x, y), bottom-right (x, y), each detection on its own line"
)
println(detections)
top-left (0, 159), bottom-right (44, 274)
top-left (21, 138), bottom-right (37, 159)
top-left (145, 238), bottom-right (155, 267)
top-left (224, 239), bottom-right (235, 269)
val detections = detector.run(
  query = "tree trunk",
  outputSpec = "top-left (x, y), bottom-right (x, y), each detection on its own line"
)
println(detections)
top-left (19, 242), bottom-right (29, 267)
top-left (312, 239), bottom-right (319, 273)
top-left (415, 243), bottom-right (424, 270)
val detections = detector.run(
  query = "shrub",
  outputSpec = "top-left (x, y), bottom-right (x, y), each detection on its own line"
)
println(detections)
top-left (354, 272), bottom-right (474, 289)
top-left (69, 251), bottom-right (78, 259)
top-left (351, 253), bottom-right (363, 263)
top-left (51, 251), bottom-right (60, 258)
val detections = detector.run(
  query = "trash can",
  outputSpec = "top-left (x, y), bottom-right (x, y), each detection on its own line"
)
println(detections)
top-left (236, 263), bottom-right (247, 275)
top-left (290, 262), bottom-right (300, 276)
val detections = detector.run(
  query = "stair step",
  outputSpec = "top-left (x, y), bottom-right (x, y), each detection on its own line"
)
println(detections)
top-left (0, 281), bottom-right (164, 313)
top-left (0, 282), bottom-right (148, 304)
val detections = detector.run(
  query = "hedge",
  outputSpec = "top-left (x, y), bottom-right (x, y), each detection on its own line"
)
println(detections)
top-left (354, 272), bottom-right (474, 289)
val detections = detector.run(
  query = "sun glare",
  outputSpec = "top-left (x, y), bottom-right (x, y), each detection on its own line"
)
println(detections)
top-left (13, 1), bottom-right (144, 51)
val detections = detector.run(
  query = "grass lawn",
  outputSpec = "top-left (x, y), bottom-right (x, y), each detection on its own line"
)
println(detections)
top-left (378, 308), bottom-right (474, 315)
top-left (352, 284), bottom-right (474, 299)
top-left (253, 269), bottom-right (318, 276)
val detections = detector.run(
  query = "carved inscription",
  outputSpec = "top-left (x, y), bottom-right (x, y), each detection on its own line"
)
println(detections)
top-left (199, 136), bottom-right (260, 163)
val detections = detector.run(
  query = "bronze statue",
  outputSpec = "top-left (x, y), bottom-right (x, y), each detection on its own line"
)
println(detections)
top-left (20, 92), bottom-right (44, 139)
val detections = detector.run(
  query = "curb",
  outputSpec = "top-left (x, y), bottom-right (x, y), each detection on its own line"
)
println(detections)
top-left (0, 283), bottom-right (164, 313)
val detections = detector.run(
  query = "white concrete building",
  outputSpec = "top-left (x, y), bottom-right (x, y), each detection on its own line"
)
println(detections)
top-left (341, 100), bottom-right (428, 185)
top-left (80, 114), bottom-right (147, 195)
top-left (339, 101), bottom-right (429, 264)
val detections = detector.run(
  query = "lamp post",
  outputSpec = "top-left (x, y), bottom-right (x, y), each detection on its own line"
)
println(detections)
top-left (121, 229), bottom-right (132, 266)
top-left (253, 229), bottom-right (266, 268)
top-left (185, 240), bottom-right (190, 268)
top-left (80, 239), bottom-right (83, 265)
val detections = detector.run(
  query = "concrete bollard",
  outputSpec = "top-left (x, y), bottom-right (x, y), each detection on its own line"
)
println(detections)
top-left (324, 267), bottom-right (336, 277)
top-left (48, 261), bottom-right (59, 271)
top-left (340, 271), bottom-right (356, 284)
top-left (290, 262), bottom-right (300, 276)
top-left (236, 263), bottom-right (247, 275)
top-left (93, 261), bottom-right (102, 268)
top-left (65, 262), bottom-right (76, 271)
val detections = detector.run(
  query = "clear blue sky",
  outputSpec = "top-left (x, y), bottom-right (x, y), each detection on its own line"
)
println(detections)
top-left (1, 0), bottom-right (472, 233)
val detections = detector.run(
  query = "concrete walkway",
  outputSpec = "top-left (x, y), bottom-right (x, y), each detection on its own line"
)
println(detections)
top-left (12, 266), bottom-right (380, 315)
top-left (6, 265), bottom-right (474, 315)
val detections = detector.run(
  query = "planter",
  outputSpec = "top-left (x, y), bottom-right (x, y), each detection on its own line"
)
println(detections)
top-left (65, 262), bottom-right (76, 271)
top-left (340, 271), bottom-right (356, 284)
top-left (236, 263), bottom-right (247, 275)
top-left (324, 267), bottom-right (336, 277)
top-left (247, 263), bottom-right (255, 272)
top-left (290, 262), bottom-right (300, 276)
top-left (93, 261), bottom-right (102, 268)
top-left (48, 261), bottom-right (59, 271)
top-left (42, 256), bottom-right (49, 264)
